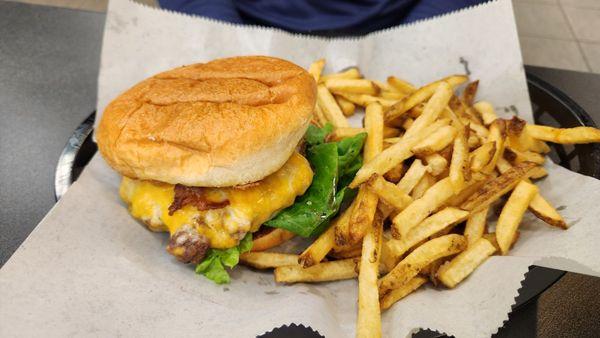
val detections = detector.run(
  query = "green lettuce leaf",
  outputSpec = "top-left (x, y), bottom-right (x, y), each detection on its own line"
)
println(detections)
top-left (265, 125), bottom-right (366, 237)
top-left (195, 233), bottom-right (252, 284)
top-left (305, 123), bottom-right (333, 146)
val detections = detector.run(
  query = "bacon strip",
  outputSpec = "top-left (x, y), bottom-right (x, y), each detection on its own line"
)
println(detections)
top-left (168, 184), bottom-right (230, 215)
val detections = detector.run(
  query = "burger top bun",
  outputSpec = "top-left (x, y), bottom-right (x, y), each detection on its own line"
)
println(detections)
top-left (96, 56), bottom-right (317, 187)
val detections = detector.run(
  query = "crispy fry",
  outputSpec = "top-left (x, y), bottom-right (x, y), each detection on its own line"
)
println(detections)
top-left (387, 76), bottom-right (417, 94)
top-left (464, 207), bottom-right (488, 247)
top-left (327, 78), bottom-right (380, 95)
top-left (402, 117), bottom-right (414, 130)
top-left (336, 92), bottom-right (397, 108)
top-left (526, 125), bottom-right (600, 144)
top-left (495, 160), bottom-right (566, 228)
top-left (437, 238), bottom-right (496, 288)
top-left (469, 122), bottom-right (490, 139)
top-left (373, 80), bottom-right (395, 92)
top-left (251, 228), bottom-right (296, 252)
top-left (424, 153), bottom-right (448, 177)
top-left (380, 91), bottom-right (406, 100)
top-left (470, 142), bottom-right (496, 172)
top-left (240, 252), bottom-right (299, 269)
top-left (329, 246), bottom-right (363, 259)
top-left (473, 101), bottom-right (498, 126)
top-left (379, 234), bottom-right (466, 294)
top-left (446, 173), bottom-right (487, 207)
top-left (411, 173), bottom-right (436, 199)
top-left (383, 163), bottom-right (405, 183)
top-left (335, 95), bottom-right (356, 116)
top-left (385, 75), bottom-right (467, 123)
top-left (314, 104), bottom-right (329, 127)
top-left (349, 114), bottom-right (452, 188)
top-left (496, 181), bottom-right (538, 254)
top-left (300, 208), bottom-right (352, 267)
top-left (504, 146), bottom-right (545, 165)
top-left (482, 119), bottom-right (507, 174)
top-left (366, 175), bottom-right (413, 211)
top-left (319, 67), bottom-right (361, 82)
top-left (308, 59), bottom-right (325, 82)
top-left (468, 134), bottom-right (481, 149)
top-left (460, 162), bottom-right (537, 212)
top-left (482, 232), bottom-right (520, 252)
top-left (317, 85), bottom-right (350, 128)
top-left (386, 208), bottom-right (469, 263)
top-left (530, 166), bottom-right (548, 179)
top-left (384, 126), bottom-right (401, 138)
top-left (505, 116), bottom-right (551, 154)
top-left (397, 159), bottom-right (428, 194)
top-left (529, 193), bottom-right (568, 229)
top-left (412, 125), bottom-right (457, 156)
top-left (327, 127), bottom-right (366, 141)
top-left (274, 258), bottom-right (359, 283)
top-left (449, 124), bottom-right (470, 193)
top-left (357, 212), bottom-right (384, 338)
top-left (461, 81), bottom-right (479, 106)
top-left (348, 103), bottom-right (384, 243)
top-left (380, 276), bottom-right (427, 311)
top-left (392, 177), bottom-right (455, 238)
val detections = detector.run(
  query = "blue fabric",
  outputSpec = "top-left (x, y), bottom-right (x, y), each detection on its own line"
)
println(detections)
top-left (159, 0), bottom-right (488, 36)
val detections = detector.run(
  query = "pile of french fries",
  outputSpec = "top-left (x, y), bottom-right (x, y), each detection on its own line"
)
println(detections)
top-left (240, 59), bottom-right (600, 337)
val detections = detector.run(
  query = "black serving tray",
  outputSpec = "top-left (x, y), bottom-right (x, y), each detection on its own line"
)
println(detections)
top-left (54, 73), bottom-right (600, 338)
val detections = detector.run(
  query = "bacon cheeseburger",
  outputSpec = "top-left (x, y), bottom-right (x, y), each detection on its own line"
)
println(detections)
top-left (97, 56), bottom-right (365, 283)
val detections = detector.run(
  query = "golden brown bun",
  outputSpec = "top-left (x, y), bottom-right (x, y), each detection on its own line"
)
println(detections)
top-left (96, 56), bottom-right (316, 187)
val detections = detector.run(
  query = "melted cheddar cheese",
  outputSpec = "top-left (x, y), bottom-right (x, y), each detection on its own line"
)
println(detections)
top-left (120, 152), bottom-right (313, 249)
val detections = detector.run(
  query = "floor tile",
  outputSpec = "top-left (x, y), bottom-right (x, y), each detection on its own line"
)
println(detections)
top-left (580, 42), bottom-right (600, 73)
top-left (513, 2), bottom-right (574, 39)
top-left (519, 36), bottom-right (589, 71)
top-left (562, 7), bottom-right (600, 42)
top-left (559, 0), bottom-right (600, 10)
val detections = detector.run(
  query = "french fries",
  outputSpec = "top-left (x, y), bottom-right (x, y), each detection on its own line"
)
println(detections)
top-left (387, 76), bottom-right (417, 94)
top-left (460, 162), bottom-right (537, 212)
top-left (347, 103), bottom-right (384, 244)
top-left (275, 258), bottom-right (359, 283)
top-left (262, 64), bottom-right (600, 333)
top-left (357, 212), bottom-right (384, 338)
top-left (335, 95), bottom-right (356, 116)
top-left (240, 252), bottom-right (299, 269)
top-left (496, 181), bottom-right (538, 254)
top-left (327, 78), bottom-right (380, 95)
top-left (379, 234), bottom-right (466, 295)
top-left (319, 67), bottom-right (361, 82)
top-left (449, 124), bottom-right (470, 193)
top-left (464, 207), bottom-right (488, 246)
top-left (386, 207), bottom-right (469, 262)
top-left (380, 276), bottom-right (427, 311)
top-left (392, 177), bottom-right (455, 238)
top-left (526, 125), bottom-right (600, 144)
top-left (437, 238), bottom-right (496, 288)
top-left (308, 59), bottom-right (325, 82)
top-left (366, 175), bottom-right (413, 211)
top-left (252, 229), bottom-right (296, 252)
top-left (470, 142), bottom-right (496, 172)
top-left (412, 125), bottom-right (457, 156)
top-left (473, 101), bottom-right (498, 126)
top-left (397, 159), bottom-right (428, 194)
top-left (317, 85), bottom-right (350, 128)
top-left (327, 127), bottom-right (365, 141)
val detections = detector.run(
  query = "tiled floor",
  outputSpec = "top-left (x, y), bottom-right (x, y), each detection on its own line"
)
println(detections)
top-left (513, 0), bottom-right (600, 73)
top-left (3, 0), bottom-right (600, 73)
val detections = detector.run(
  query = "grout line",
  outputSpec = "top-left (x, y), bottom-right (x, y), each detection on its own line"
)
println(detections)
top-left (557, 1), bottom-right (593, 71)
top-left (518, 34), bottom-right (579, 42)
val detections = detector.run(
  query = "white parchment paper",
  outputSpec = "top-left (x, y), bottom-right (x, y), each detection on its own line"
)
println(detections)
top-left (1, 0), bottom-right (599, 337)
